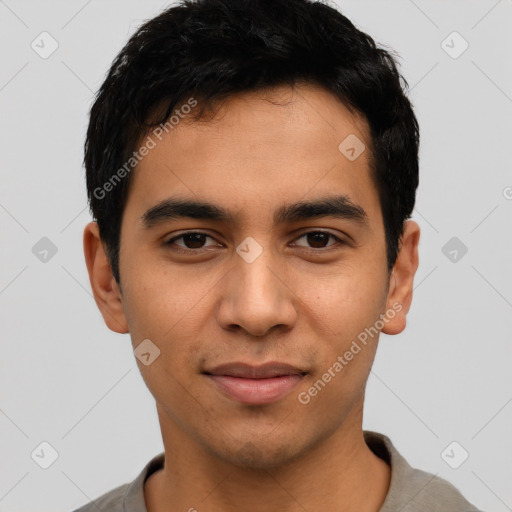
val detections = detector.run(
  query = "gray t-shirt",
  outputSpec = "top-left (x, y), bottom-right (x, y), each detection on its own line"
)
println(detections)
top-left (72, 430), bottom-right (483, 511)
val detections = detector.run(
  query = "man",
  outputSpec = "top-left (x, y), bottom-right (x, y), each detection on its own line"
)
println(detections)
top-left (76, 0), bottom-right (482, 510)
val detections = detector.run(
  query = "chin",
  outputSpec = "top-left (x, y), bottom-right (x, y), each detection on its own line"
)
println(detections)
top-left (207, 434), bottom-right (310, 470)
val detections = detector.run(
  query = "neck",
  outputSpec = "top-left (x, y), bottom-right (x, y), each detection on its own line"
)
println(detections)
top-left (144, 403), bottom-right (390, 512)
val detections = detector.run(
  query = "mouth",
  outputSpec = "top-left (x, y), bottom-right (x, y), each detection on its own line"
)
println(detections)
top-left (203, 362), bottom-right (308, 405)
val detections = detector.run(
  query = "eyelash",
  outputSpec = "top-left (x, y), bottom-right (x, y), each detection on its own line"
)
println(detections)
top-left (164, 231), bottom-right (346, 254)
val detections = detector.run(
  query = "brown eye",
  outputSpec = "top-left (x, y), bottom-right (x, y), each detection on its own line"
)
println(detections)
top-left (180, 233), bottom-right (207, 249)
top-left (166, 232), bottom-right (219, 251)
top-left (293, 231), bottom-right (343, 249)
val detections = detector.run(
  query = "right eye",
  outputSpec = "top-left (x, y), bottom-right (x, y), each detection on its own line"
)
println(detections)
top-left (164, 232), bottom-right (222, 253)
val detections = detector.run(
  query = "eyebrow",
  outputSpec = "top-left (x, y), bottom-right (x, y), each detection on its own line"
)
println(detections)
top-left (141, 195), bottom-right (369, 228)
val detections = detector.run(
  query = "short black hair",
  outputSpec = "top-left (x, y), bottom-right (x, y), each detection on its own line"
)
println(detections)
top-left (85, 0), bottom-right (419, 285)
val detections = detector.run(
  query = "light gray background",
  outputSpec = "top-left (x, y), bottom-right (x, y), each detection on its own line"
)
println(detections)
top-left (1, 0), bottom-right (511, 511)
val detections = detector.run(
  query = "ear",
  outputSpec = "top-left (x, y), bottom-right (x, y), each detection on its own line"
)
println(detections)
top-left (83, 221), bottom-right (129, 334)
top-left (381, 220), bottom-right (420, 335)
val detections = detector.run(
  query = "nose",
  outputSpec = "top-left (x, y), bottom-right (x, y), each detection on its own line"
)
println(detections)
top-left (216, 244), bottom-right (298, 338)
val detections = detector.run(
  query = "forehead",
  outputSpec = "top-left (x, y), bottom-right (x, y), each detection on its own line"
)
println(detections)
top-left (124, 83), bottom-right (381, 228)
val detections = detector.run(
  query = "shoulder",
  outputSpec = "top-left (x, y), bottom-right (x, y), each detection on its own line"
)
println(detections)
top-left (71, 452), bottom-right (165, 512)
top-left (364, 431), bottom-right (484, 512)
top-left (393, 465), bottom-right (482, 511)
top-left (72, 483), bottom-right (129, 512)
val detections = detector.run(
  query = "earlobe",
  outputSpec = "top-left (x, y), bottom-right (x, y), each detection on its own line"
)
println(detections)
top-left (382, 220), bottom-right (420, 336)
top-left (83, 221), bottom-right (129, 334)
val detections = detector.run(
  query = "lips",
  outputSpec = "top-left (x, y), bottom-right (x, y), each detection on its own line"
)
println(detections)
top-left (205, 362), bottom-right (307, 379)
top-left (204, 362), bottom-right (307, 405)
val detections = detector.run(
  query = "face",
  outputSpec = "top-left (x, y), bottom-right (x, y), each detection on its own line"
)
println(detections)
top-left (85, 83), bottom-right (418, 469)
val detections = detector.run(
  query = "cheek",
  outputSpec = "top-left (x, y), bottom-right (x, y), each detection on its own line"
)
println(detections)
top-left (120, 267), bottom-right (219, 405)
top-left (121, 249), bottom-right (218, 340)
top-left (295, 272), bottom-right (386, 418)
top-left (122, 275), bottom-right (206, 411)
top-left (297, 261), bottom-right (388, 344)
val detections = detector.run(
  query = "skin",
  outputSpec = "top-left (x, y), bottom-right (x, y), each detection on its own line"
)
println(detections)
top-left (84, 83), bottom-right (420, 512)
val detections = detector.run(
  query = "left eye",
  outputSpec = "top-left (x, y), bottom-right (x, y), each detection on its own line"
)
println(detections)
top-left (292, 231), bottom-right (342, 249)
top-left (166, 231), bottom-right (343, 252)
